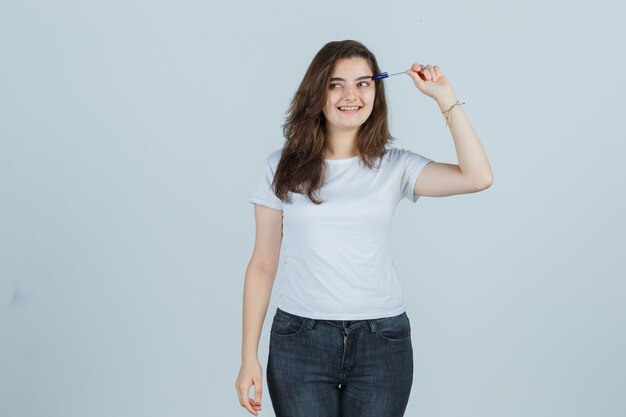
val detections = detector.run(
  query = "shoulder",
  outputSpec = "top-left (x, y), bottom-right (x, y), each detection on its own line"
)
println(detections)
top-left (257, 147), bottom-right (284, 173)
top-left (383, 146), bottom-right (410, 162)
top-left (265, 147), bottom-right (284, 167)
top-left (386, 146), bottom-right (430, 162)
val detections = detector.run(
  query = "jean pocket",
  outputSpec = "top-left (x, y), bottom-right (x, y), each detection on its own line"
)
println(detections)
top-left (270, 309), bottom-right (306, 337)
top-left (376, 312), bottom-right (411, 341)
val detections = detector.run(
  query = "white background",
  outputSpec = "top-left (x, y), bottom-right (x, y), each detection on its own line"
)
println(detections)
top-left (1, 0), bottom-right (624, 416)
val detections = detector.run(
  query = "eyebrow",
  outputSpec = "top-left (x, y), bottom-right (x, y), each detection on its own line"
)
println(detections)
top-left (329, 75), bottom-right (373, 82)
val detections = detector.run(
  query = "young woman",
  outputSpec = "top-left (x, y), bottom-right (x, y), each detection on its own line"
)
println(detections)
top-left (235, 39), bottom-right (493, 417)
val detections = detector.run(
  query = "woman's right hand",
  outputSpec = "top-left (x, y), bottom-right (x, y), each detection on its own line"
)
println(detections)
top-left (235, 358), bottom-right (263, 415)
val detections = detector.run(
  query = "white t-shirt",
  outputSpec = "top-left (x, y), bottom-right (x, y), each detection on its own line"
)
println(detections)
top-left (248, 146), bottom-right (433, 320)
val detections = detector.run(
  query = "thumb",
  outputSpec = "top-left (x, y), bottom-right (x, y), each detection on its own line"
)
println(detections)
top-left (254, 377), bottom-right (262, 403)
top-left (405, 68), bottom-right (425, 88)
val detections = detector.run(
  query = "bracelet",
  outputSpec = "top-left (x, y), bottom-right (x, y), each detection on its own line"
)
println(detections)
top-left (441, 99), bottom-right (466, 127)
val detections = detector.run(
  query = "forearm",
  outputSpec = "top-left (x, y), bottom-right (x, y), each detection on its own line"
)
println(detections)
top-left (241, 265), bottom-right (276, 362)
top-left (436, 94), bottom-right (493, 186)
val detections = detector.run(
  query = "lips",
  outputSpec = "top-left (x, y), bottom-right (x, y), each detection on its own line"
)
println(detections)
top-left (337, 106), bottom-right (361, 112)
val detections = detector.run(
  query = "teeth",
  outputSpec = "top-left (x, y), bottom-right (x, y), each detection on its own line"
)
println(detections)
top-left (339, 106), bottom-right (360, 111)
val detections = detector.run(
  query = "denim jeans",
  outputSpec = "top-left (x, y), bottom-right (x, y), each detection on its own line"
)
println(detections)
top-left (267, 307), bottom-right (414, 417)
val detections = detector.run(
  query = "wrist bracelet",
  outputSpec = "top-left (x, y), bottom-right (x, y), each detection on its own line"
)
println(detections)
top-left (441, 99), bottom-right (466, 127)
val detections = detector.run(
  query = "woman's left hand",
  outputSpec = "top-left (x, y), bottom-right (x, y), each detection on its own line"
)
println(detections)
top-left (405, 63), bottom-right (456, 102)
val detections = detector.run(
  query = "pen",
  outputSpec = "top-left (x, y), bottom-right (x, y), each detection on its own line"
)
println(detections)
top-left (370, 71), bottom-right (406, 80)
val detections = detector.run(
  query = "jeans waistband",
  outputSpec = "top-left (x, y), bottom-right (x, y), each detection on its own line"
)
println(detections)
top-left (276, 307), bottom-right (407, 333)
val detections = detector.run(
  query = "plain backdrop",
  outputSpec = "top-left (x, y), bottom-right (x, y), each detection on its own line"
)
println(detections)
top-left (1, 0), bottom-right (625, 416)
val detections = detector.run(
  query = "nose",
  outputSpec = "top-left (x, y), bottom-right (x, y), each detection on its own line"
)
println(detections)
top-left (343, 83), bottom-right (358, 101)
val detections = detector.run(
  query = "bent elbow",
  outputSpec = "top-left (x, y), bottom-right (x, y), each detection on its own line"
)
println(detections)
top-left (475, 175), bottom-right (493, 191)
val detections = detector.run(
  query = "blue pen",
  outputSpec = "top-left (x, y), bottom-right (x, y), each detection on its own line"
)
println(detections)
top-left (370, 71), bottom-right (406, 80)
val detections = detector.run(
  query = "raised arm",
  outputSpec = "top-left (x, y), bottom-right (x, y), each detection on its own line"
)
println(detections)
top-left (406, 63), bottom-right (493, 198)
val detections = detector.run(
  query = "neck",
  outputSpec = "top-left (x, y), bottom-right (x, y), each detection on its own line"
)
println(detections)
top-left (325, 127), bottom-right (359, 158)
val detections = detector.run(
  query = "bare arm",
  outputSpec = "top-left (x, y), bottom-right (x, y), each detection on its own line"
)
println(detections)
top-left (405, 63), bottom-right (493, 198)
top-left (413, 95), bottom-right (493, 197)
top-left (236, 204), bottom-right (283, 416)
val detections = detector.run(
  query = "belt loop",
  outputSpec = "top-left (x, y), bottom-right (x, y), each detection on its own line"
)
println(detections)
top-left (307, 318), bottom-right (316, 330)
top-left (367, 319), bottom-right (377, 333)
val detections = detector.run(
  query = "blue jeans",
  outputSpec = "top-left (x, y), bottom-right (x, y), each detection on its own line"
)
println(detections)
top-left (267, 307), bottom-right (414, 417)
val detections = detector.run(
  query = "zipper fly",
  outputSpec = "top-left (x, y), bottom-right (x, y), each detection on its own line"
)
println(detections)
top-left (340, 332), bottom-right (349, 377)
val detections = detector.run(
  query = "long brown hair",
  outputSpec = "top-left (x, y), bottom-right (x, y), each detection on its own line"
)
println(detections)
top-left (273, 40), bottom-right (395, 205)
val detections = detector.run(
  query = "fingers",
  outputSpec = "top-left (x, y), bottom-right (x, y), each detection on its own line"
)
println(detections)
top-left (407, 63), bottom-right (441, 82)
top-left (254, 382), bottom-right (263, 405)
top-left (236, 382), bottom-right (262, 416)
top-left (250, 398), bottom-right (263, 412)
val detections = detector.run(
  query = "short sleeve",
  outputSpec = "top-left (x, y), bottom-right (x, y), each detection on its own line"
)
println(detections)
top-left (400, 149), bottom-right (433, 203)
top-left (248, 157), bottom-right (283, 211)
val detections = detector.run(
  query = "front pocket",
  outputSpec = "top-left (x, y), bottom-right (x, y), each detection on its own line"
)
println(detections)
top-left (376, 313), bottom-right (411, 341)
top-left (270, 311), bottom-right (306, 337)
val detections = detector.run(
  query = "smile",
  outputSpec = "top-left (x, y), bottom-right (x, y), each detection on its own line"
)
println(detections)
top-left (337, 106), bottom-right (361, 112)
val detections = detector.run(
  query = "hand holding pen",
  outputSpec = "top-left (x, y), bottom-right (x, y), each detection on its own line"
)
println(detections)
top-left (372, 63), bottom-right (456, 102)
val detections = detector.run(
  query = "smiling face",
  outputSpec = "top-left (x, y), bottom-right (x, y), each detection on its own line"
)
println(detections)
top-left (322, 57), bottom-right (376, 136)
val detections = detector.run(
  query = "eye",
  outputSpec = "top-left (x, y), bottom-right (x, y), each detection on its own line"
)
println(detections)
top-left (329, 82), bottom-right (342, 89)
top-left (357, 81), bottom-right (371, 87)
